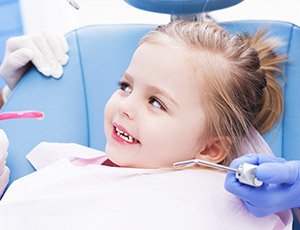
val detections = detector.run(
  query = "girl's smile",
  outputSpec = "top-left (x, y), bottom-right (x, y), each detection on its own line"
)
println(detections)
top-left (112, 123), bottom-right (140, 145)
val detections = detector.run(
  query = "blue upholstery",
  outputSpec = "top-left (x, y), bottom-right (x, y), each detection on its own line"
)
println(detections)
top-left (124, 0), bottom-right (243, 14)
top-left (1, 21), bottom-right (300, 185)
top-left (0, 0), bottom-right (23, 87)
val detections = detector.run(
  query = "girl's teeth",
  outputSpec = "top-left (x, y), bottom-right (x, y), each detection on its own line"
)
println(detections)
top-left (116, 127), bottom-right (123, 134)
top-left (115, 127), bottom-right (135, 143)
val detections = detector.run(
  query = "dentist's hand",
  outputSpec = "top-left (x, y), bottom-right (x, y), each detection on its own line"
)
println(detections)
top-left (0, 31), bottom-right (69, 90)
top-left (224, 153), bottom-right (300, 217)
top-left (0, 129), bottom-right (9, 197)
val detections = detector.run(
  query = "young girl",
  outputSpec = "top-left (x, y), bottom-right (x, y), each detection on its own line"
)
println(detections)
top-left (104, 21), bottom-right (284, 168)
top-left (0, 20), bottom-right (292, 229)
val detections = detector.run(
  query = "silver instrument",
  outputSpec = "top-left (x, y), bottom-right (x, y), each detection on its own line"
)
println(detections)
top-left (173, 159), bottom-right (263, 187)
top-left (67, 0), bottom-right (80, 10)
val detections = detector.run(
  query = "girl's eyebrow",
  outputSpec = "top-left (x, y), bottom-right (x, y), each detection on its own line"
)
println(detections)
top-left (148, 85), bottom-right (179, 107)
top-left (122, 72), bottom-right (132, 81)
top-left (123, 72), bottom-right (179, 107)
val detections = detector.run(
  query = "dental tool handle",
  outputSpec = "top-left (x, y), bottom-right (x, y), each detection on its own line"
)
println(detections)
top-left (195, 159), bottom-right (237, 173)
top-left (0, 110), bottom-right (44, 121)
top-left (236, 163), bottom-right (263, 187)
top-left (173, 159), bottom-right (238, 173)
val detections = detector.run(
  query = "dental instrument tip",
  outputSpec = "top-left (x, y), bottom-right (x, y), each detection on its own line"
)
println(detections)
top-left (67, 0), bottom-right (80, 10)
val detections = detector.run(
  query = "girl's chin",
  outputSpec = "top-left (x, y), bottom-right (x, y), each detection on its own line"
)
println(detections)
top-left (105, 150), bottom-right (125, 167)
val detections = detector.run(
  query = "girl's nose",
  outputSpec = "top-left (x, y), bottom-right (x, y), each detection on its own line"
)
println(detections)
top-left (118, 96), bottom-right (136, 120)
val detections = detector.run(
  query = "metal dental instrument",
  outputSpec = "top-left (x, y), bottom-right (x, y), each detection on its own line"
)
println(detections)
top-left (173, 159), bottom-right (263, 187)
top-left (67, 0), bottom-right (80, 10)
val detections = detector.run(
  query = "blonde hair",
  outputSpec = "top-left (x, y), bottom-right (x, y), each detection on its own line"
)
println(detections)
top-left (140, 20), bottom-right (286, 165)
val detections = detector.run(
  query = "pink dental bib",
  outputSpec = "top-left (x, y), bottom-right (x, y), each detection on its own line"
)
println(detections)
top-left (0, 142), bottom-right (292, 230)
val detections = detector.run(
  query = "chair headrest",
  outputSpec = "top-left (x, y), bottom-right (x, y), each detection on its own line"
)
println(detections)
top-left (124, 0), bottom-right (243, 14)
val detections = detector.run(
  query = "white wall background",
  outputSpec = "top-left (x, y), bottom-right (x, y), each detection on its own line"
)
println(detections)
top-left (20, 0), bottom-right (300, 34)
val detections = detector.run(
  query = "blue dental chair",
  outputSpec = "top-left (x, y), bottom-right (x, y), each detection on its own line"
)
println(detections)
top-left (1, 0), bottom-right (300, 226)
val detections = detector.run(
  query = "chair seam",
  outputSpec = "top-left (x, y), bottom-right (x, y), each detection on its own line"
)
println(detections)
top-left (282, 24), bottom-right (295, 159)
top-left (74, 29), bottom-right (90, 147)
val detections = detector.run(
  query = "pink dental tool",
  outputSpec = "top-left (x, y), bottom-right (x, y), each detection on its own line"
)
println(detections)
top-left (0, 110), bottom-right (44, 121)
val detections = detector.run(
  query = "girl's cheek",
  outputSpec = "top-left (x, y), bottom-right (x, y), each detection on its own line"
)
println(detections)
top-left (105, 95), bottom-right (117, 113)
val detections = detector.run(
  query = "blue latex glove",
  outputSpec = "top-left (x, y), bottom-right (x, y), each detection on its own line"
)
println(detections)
top-left (224, 153), bottom-right (300, 217)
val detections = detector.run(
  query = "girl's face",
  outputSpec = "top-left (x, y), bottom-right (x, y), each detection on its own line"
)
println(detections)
top-left (104, 43), bottom-right (207, 168)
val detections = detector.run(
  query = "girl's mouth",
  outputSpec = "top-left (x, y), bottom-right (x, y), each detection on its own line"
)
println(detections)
top-left (112, 124), bottom-right (140, 145)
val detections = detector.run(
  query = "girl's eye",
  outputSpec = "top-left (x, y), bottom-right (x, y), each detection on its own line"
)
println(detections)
top-left (117, 81), bottom-right (132, 93)
top-left (149, 97), bottom-right (166, 111)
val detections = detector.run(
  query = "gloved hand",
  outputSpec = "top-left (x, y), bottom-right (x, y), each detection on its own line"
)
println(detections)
top-left (0, 31), bottom-right (69, 90)
top-left (0, 129), bottom-right (9, 197)
top-left (224, 153), bottom-right (300, 217)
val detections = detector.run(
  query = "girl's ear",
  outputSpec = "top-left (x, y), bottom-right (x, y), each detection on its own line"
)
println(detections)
top-left (195, 138), bottom-right (231, 164)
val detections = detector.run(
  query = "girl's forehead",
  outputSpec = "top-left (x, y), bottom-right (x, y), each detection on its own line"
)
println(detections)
top-left (128, 44), bottom-right (204, 105)
top-left (130, 43), bottom-right (198, 82)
